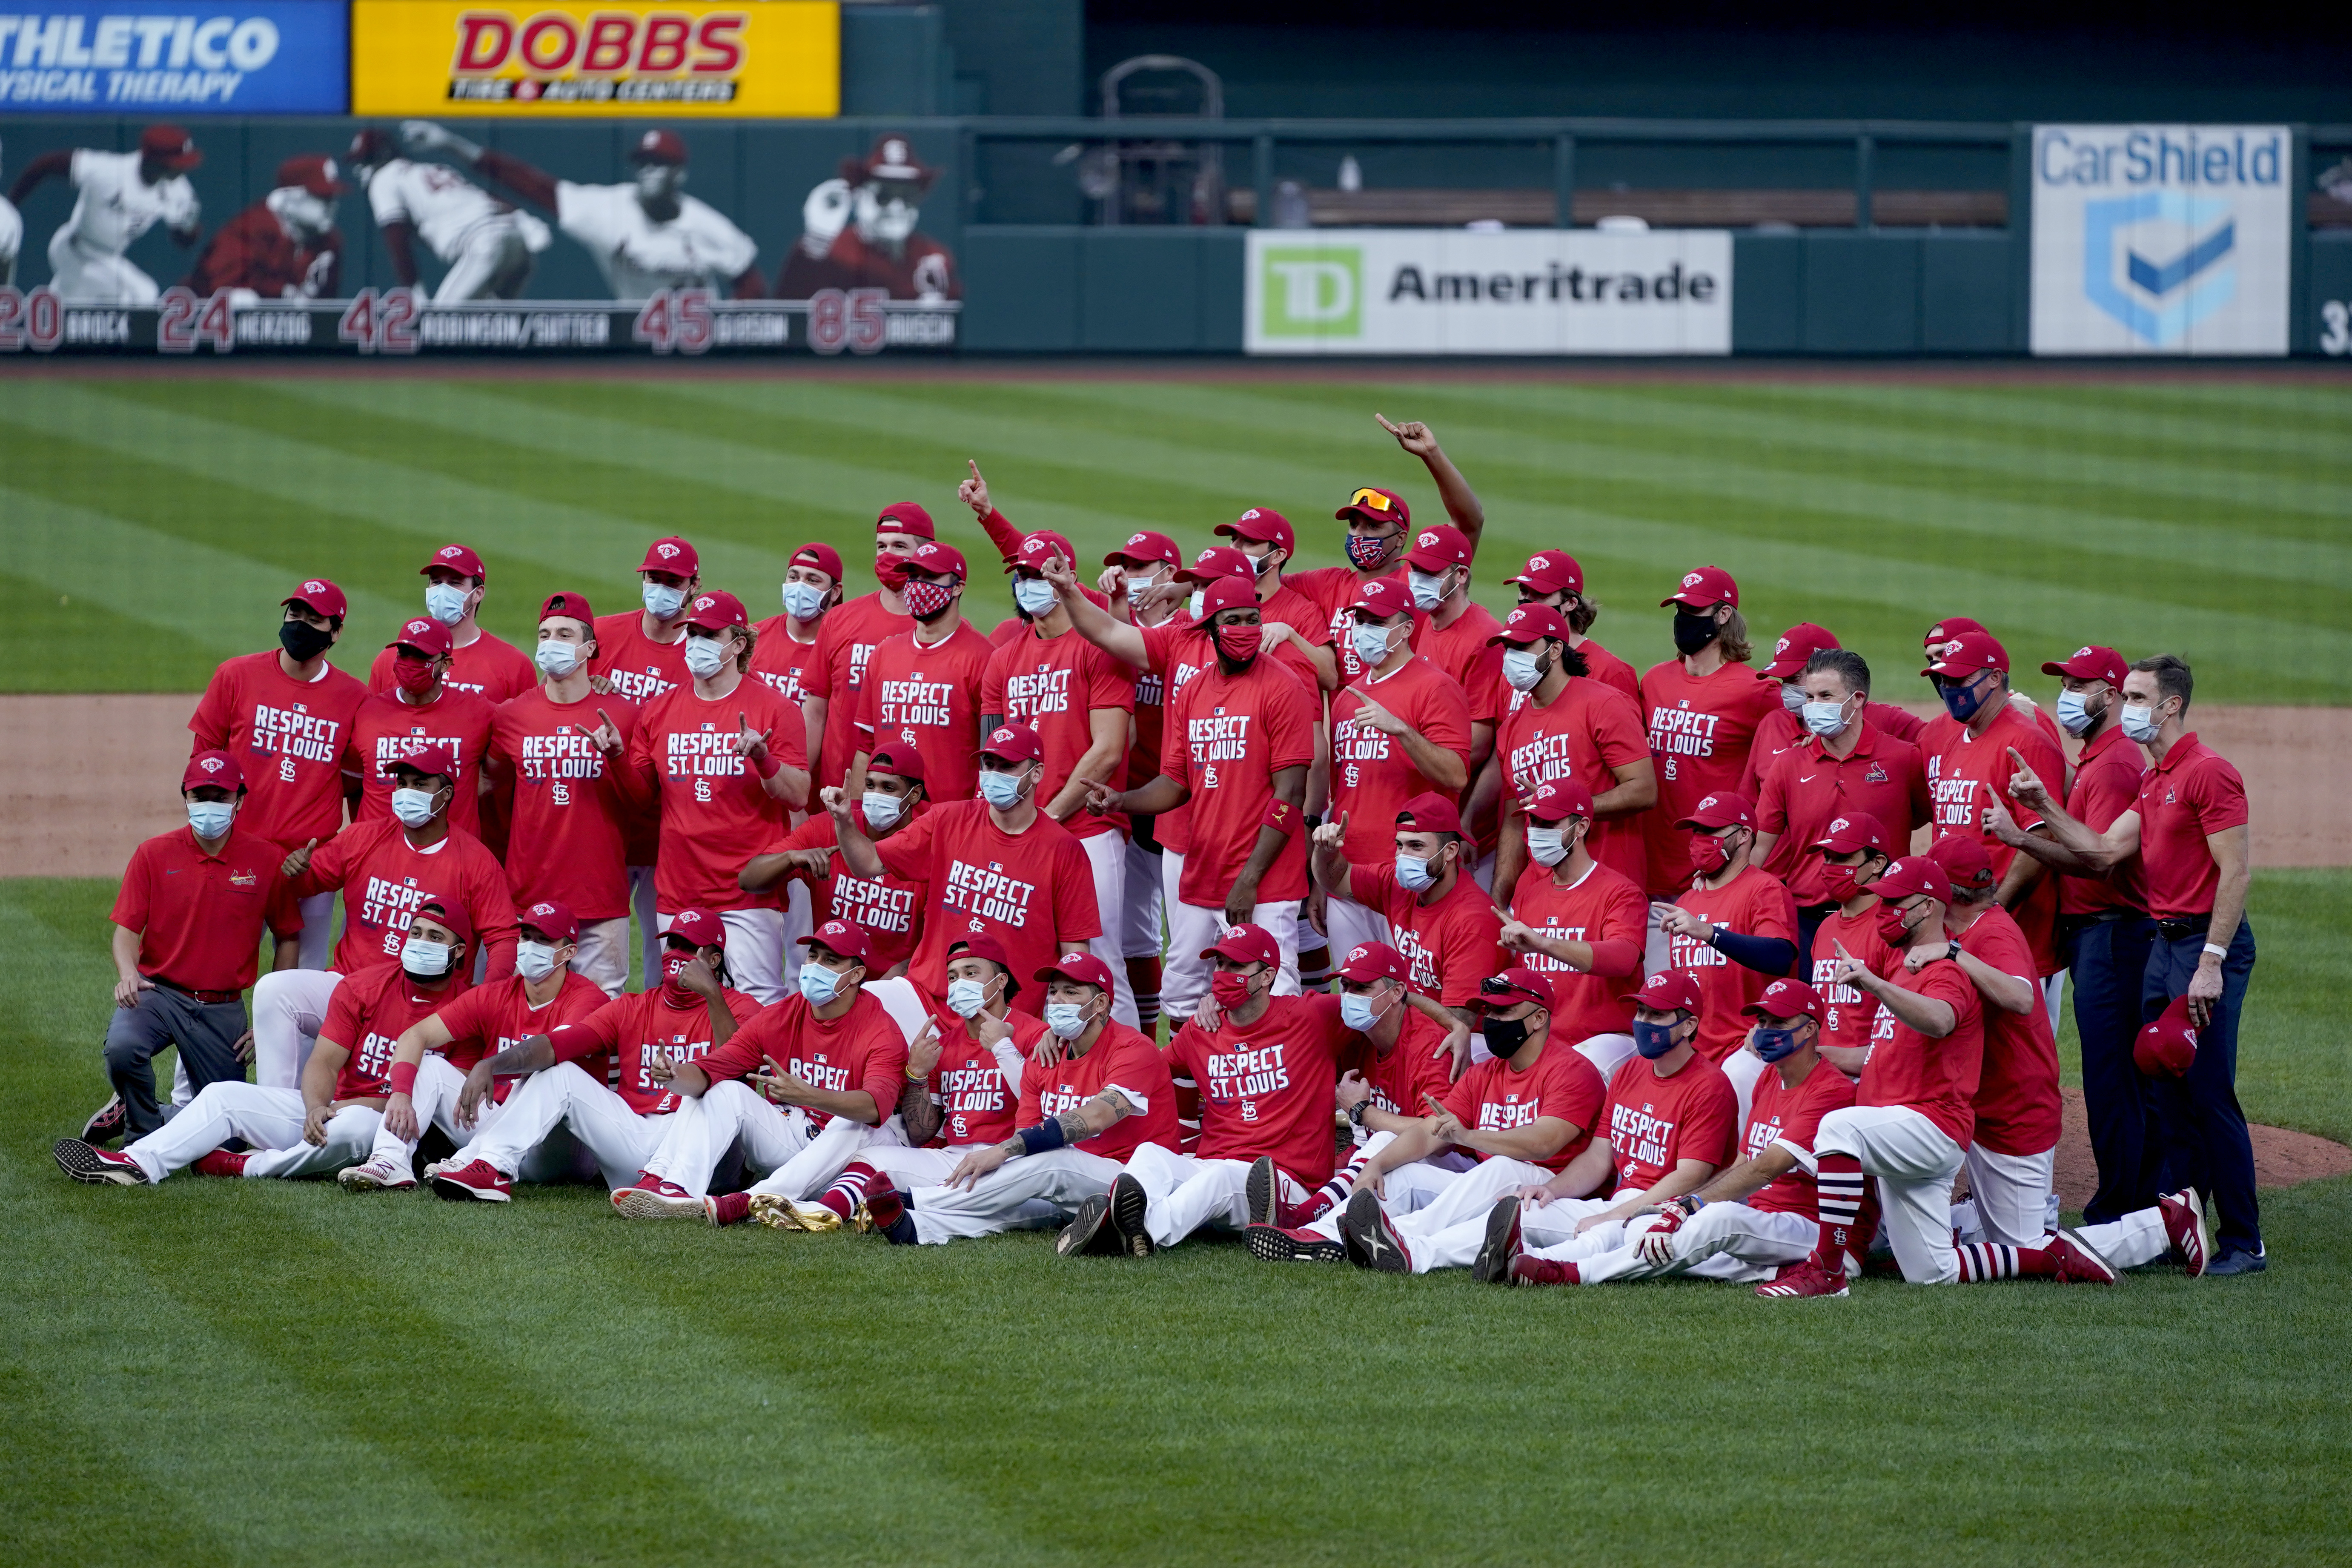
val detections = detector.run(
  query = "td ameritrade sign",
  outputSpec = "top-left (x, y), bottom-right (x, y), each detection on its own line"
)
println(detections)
top-left (2031, 125), bottom-right (2291, 355)
top-left (1245, 228), bottom-right (1730, 355)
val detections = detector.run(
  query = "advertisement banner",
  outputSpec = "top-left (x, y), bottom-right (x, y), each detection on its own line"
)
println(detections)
top-left (1245, 228), bottom-right (1731, 355)
top-left (0, 2), bottom-right (346, 112)
top-left (351, 0), bottom-right (839, 118)
top-left (2030, 124), bottom-right (2291, 356)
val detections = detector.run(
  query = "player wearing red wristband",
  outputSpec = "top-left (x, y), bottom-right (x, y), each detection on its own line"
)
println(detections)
top-left (367, 543), bottom-right (534, 704)
top-left (1498, 777), bottom-right (1650, 1081)
top-left (803, 505), bottom-right (931, 791)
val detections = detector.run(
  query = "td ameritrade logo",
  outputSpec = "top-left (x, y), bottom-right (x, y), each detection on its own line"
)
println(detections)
top-left (1260, 246), bottom-right (1361, 338)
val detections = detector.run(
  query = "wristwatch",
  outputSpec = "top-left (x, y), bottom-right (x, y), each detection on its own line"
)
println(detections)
top-left (1346, 1100), bottom-right (1369, 1127)
top-left (1945, 938), bottom-right (1964, 963)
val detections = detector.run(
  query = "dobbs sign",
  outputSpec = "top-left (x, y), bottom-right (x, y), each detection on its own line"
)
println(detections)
top-left (351, 0), bottom-right (837, 117)
top-left (1245, 229), bottom-right (1730, 355)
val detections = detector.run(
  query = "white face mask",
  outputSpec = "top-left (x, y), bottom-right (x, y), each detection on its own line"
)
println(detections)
top-left (1526, 824), bottom-right (1570, 866)
top-left (782, 581), bottom-right (828, 622)
top-left (1247, 549), bottom-right (1275, 579)
top-left (401, 936), bottom-right (453, 977)
top-left (1501, 648), bottom-right (1546, 692)
top-left (516, 940), bottom-right (561, 982)
top-left (977, 768), bottom-right (1026, 810)
top-left (1339, 990), bottom-right (1386, 1031)
top-left (1187, 589), bottom-right (1206, 622)
top-left (1800, 698), bottom-right (1849, 738)
top-left (799, 963), bottom-right (847, 1006)
top-left (1014, 577), bottom-right (1058, 617)
top-left (1127, 570), bottom-right (1162, 595)
top-left (1408, 568), bottom-right (1449, 612)
top-left (1349, 622), bottom-right (1393, 669)
top-left (945, 977), bottom-right (990, 1018)
top-left (1044, 1001), bottom-right (1094, 1039)
top-left (861, 789), bottom-right (905, 830)
top-left (1779, 681), bottom-right (1806, 714)
top-left (642, 581), bottom-right (688, 620)
top-left (187, 800), bottom-right (235, 839)
top-left (424, 583), bottom-right (470, 627)
top-left (682, 634), bottom-right (729, 679)
top-left (1395, 851), bottom-right (1438, 891)
top-left (390, 786), bottom-right (439, 828)
top-left (535, 638), bottom-right (584, 677)
top-left (2119, 700), bottom-right (2165, 744)
top-left (2056, 689), bottom-right (2098, 737)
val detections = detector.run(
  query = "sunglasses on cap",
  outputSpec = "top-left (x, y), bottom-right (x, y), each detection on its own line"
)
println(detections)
top-left (1347, 488), bottom-right (1396, 513)
top-left (1478, 975), bottom-right (1544, 1006)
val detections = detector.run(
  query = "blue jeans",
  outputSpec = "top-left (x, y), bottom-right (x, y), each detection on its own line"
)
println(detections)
top-left (2063, 912), bottom-right (2158, 1224)
top-left (2141, 919), bottom-right (2259, 1256)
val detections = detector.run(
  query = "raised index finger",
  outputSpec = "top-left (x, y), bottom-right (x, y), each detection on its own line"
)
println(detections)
top-left (1374, 412), bottom-right (1401, 435)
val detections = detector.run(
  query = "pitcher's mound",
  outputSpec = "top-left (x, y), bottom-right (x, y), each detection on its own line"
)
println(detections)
top-left (2051, 1087), bottom-right (2352, 1210)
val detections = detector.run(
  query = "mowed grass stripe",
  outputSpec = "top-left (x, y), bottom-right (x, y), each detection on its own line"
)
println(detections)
top-left (0, 567), bottom-right (245, 692)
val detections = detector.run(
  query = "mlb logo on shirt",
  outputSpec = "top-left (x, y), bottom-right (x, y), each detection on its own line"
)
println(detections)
top-left (295, 703), bottom-right (309, 714)
top-left (701, 723), bottom-right (715, 732)
top-left (1678, 700), bottom-right (1691, 709)
top-left (990, 861), bottom-right (1003, 871)
top-left (410, 726), bottom-right (425, 737)
top-left (1215, 706), bottom-right (1226, 716)
top-left (404, 876), bottom-right (417, 886)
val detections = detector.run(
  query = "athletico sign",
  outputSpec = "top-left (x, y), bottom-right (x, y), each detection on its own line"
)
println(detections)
top-left (1245, 228), bottom-right (1730, 356)
top-left (351, 0), bottom-right (837, 118)
top-left (0, 1), bottom-right (345, 111)
top-left (2030, 124), bottom-right (2291, 356)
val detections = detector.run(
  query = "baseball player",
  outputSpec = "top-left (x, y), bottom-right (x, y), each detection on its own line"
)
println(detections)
top-left (1311, 792), bottom-right (1501, 1024)
top-left (1399, 524), bottom-right (1507, 883)
top-left (1656, 790), bottom-right (1799, 1125)
top-left (1744, 623), bottom-right (1927, 797)
top-left (427, 909), bottom-right (750, 1200)
top-left (1759, 856), bottom-right (2113, 1294)
top-left (367, 543), bottom-right (534, 704)
top-left (187, 579), bottom-right (370, 969)
top-left (345, 127), bottom-right (541, 301)
top-left (743, 742), bottom-right (929, 978)
top-left (406, 121), bottom-right (759, 303)
top-left (349, 617), bottom-right (496, 841)
top-left (9, 124), bottom-right (200, 304)
top-left (1803, 812), bottom-right (1899, 1076)
top-left (1505, 552), bottom-right (1639, 702)
top-left (339, 899), bottom-right (609, 1191)
top-left (750, 542), bottom-right (844, 708)
top-left (78, 752), bottom-right (302, 1149)
top-left (592, 534), bottom-right (701, 982)
top-left (777, 134), bottom-right (959, 302)
top-left (1090, 528), bottom-right (1186, 1031)
top-left (1208, 509), bottom-right (1340, 691)
top-left (1496, 777), bottom-right (1651, 1080)
top-left (0, 135), bottom-right (20, 285)
top-left (184, 154), bottom-right (345, 303)
top-left (1503, 978), bottom-right (1857, 1287)
top-left (58, 899), bottom-right (475, 1187)
top-left (849, 540), bottom-right (993, 807)
top-left (803, 505), bottom-right (933, 791)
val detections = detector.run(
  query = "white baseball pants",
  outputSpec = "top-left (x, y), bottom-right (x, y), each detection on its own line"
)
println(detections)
top-left (779, 880), bottom-right (813, 987)
top-left (48, 229), bottom-right (159, 305)
top-left (1120, 840), bottom-right (1163, 959)
top-left (122, 1082), bottom-right (364, 1181)
top-left (364, 1053), bottom-right (510, 1169)
top-left (1321, 891), bottom-right (1389, 960)
top-left (1160, 851), bottom-right (1301, 1018)
top-left (1539, 1202), bottom-right (1818, 1284)
top-left (454, 1061), bottom-right (672, 1190)
top-left (1572, 1032), bottom-right (1637, 1082)
top-left (433, 215), bottom-right (531, 301)
top-left (570, 917), bottom-right (631, 998)
top-left (1126, 1141), bottom-right (1309, 1249)
top-left (2071, 1205), bottom-right (2171, 1270)
top-left (1306, 1133), bottom-right (1464, 1239)
top-left (295, 890), bottom-right (337, 970)
top-left (1815, 1103), bottom-right (1965, 1284)
top-left (249, 968), bottom-right (345, 1090)
top-left (907, 1147), bottom-right (1126, 1244)
top-left (642, 1079), bottom-right (903, 1202)
top-left (1960, 1141), bottom-right (2059, 1247)
top-left (1079, 831), bottom-right (1139, 1026)
top-left (1385, 1154), bottom-right (1558, 1274)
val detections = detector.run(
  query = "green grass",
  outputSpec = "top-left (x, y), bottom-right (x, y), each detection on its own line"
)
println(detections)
top-left (3, 372), bottom-right (2350, 702)
top-left (4, 871), bottom-right (2349, 1566)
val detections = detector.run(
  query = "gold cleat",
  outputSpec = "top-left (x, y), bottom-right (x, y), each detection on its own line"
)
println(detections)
top-left (748, 1194), bottom-right (841, 1231)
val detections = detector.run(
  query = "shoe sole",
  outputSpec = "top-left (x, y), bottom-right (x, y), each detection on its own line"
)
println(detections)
top-left (1108, 1172), bottom-right (1153, 1257)
top-left (747, 1195), bottom-right (842, 1232)
top-left (1056, 1195), bottom-right (1116, 1257)
top-left (1245, 1157), bottom-right (1278, 1228)
top-left (1470, 1197), bottom-right (1521, 1285)
top-left (2170, 1188), bottom-right (2212, 1278)
top-left (54, 1138), bottom-right (143, 1186)
top-left (429, 1173), bottom-right (510, 1202)
top-left (1342, 1187), bottom-right (1410, 1273)
top-left (1246, 1224), bottom-right (1344, 1263)
top-left (2055, 1228), bottom-right (2119, 1284)
top-left (613, 1187), bottom-right (705, 1220)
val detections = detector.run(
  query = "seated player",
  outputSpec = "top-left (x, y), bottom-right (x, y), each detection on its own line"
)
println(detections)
top-left (427, 910), bottom-right (750, 1201)
top-left (1502, 978), bottom-right (1856, 1286)
top-left (1497, 776), bottom-right (1650, 1081)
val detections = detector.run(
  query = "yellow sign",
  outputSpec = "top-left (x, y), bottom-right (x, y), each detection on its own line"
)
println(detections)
top-left (352, 1), bottom-right (839, 118)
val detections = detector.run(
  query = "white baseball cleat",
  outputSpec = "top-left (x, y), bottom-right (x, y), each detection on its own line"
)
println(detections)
top-left (338, 1157), bottom-right (417, 1191)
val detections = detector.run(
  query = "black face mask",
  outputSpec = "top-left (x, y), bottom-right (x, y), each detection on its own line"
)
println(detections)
top-left (1671, 610), bottom-right (1720, 656)
top-left (1481, 1014), bottom-right (1532, 1059)
top-left (280, 619), bottom-right (335, 662)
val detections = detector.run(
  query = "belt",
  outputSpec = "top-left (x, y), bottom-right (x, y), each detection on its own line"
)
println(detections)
top-left (1796, 901), bottom-right (1839, 917)
top-left (154, 978), bottom-right (243, 1006)
top-left (2154, 914), bottom-right (2213, 943)
top-left (2057, 909), bottom-right (2140, 932)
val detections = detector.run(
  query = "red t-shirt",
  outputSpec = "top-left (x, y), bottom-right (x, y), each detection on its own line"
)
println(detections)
top-left (2060, 723), bottom-right (2148, 916)
top-left (1755, 725), bottom-right (1933, 905)
top-left (697, 989), bottom-right (910, 1131)
top-left (922, 1011), bottom-right (1046, 1147)
top-left (1125, 614), bottom-right (1179, 798)
top-left (1349, 861), bottom-right (1503, 1010)
top-left (489, 687), bottom-right (638, 922)
top-left (1168, 992), bottom-right (1354, 1184)
top-left (347, 687), bottom-right (497, 840)
top-left (1742, 1057), bottom-right (1859, 1214)
top-left (1741, 699), bottom-right (1929, 799)
top-left (1413, 601), bottom-right (1508, 855)
top-left (1953, 903), bottom-right (2063, 1155)
top-left (323, 963), bottom-right (473, 1100)
top-left (1573, 637), bottom-right (1642, 705)
top-left (369, 631), bottom-right (535, 705)
top-left (981, 624), bottom-right (1136, 843)
top-left (550, 984), bottom-right (762, 1116)
top-left (1163, 656), bottom-right (1320, 908)
top-left (1329, 655), bottom-right (1474, 862)
top-left (747, 613), bottom-right (824, 706)
top-left (429, 969), bottom-right (609, 1072)
top-left (623, 677), bottom-right (808, 914)
top-left (1665, 864), bottom-right (1798, 1063)
top-left (1286, 564), bottom-right (1420, 684)
top-left (112, 825), bottom-right (301, 992)
top-left (1921, 705), bottom-right (2068, 974)
top-left (803, 591), bottom-right (912, 790)
top-left (773, 808), bottom-right (929, 974)
top-left (1497, 676), bottom-right (1653, 889)
top-left (292, 816), bottom-right (519, 979)
top-left (187, 650), bottom-right (369, 848)
top-left (873, 799), bottom-right (1101, 999)
top-left (1507, 859), bottom-right (1650, 1043)
top-left (1347, 1008), bottom-right (1458, 1124)
top-left (1441, 1042), bottom-right (1608, 1174)
top-left (1810, 905), bottom-right (1897, 1062)
top-left (857, 622), bottom-right (996, 806)
top-left (588, 611), bottom-right (692, 707)
top-left (2134, 734), bottom-right (2248, 922)
top-left (1601, 1051), bottom-right (1739, 1195)
top-left (1135, 619), bottom-right (1221, 857)
top-left (1856, 957), bottom-right (1984, 1148)
top-left (1640, 658), bottom-right (1781, 897)
top-left (1019, 1020), bottom-right (1180, 1164)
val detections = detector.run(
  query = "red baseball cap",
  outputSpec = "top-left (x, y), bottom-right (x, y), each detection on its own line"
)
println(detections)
top-left (947, 933), bottom-right (1014, 970)
top-left (1349, 577), bottom-right (1414, 620)
top-left (868, 741), bottom-right (927, 782)
top-left (799, 918), bottom-right (872, 963)
top-left (1525, 777), bottom-right (1596, 823)
top-left (389, 745), bottom-right (458, 785)
top-left (2042, 645), bottom-right (2126, 685)
top-left (1743, 978), bottom-right (1824, 1022)
top-left (519, 899), bottom-right (579, 944)
top-left (1811, 811), bottom-right (1891, 856)
top-left (1337, 941), bottom-right (1409, 984)
top-left (639, 536), bottom-right (698, 576)
top-left (685, 591), bottom-right (749, 632)
top-left (1106, 530), bottom-right (1183, 570)
top-left (284, 579), bottom-right (347, 620)
top-left (1663, 566), bottom-right (1738, 610)
top-left (1395, 792), bottom-right (1463, 836)
top-left (277, 153), bottom-right (346, 198)
top-left (1034, 951), bottom-right (1116, 990)
top-left (422, 543), bottom-right (486, 580)
top-left (1507, 552), bottom-right (1584, 596)
top-left (1476, 966), bottom-right (1558, 1012)
top-left (181, 750), bottom-right (244, 793)
top-left (1405, 524), bottom-right (1473, 573)
top-left (1336, 486), bottom-right (1410, 527)
top-left (539, 591), bottom-right (596, 626)
top-left (630, 128), bottom-right (689, 166)
top-left (1923, 615), bottom-right (1985, 650)
top-left (1012, 532), bottom-right (1072, 574)
top-left (139, 124), bottom-right (201, 171)
top-left (877, 502), bottom-right (936, 539)
top-left (412, 893), bottom-right (475, 951)
top-left (1179, 546), bottom-right (1256, 586)
top-left (1926, 832), bottom-right (1996, 892)
top-left (2134, 997), bottom-right (2198, 1078)
top-left (1869, 855), bottom-right (1953, 906)
top-left (1217, 507), bottom-right (1294, 556)
top-left (1922, 631), bottom-right (2008, 680)
top-left (790, 542), bottom-right (845, 581)
top-left (905, 539), bottom-right (967, 583)
top-left (1201, 923), bottom-right (1281, 968)
top-left (1487, 603), bottom-right (1572, 647)
top-left (665, 909), bottom-right (726, 949)
top-left (1677, 791), bottom-right (1755, 831)
top-left (980, 723), bottom-right (1043, 764)
top-left (1631, 970), bottom-right (1703, 1015)
top-left (389, 617), bottom-right (454, 659)
top-left (1763, 622), bottom-right (1839, 679)
top-left (1197, 576), bottom-right (1257, 619)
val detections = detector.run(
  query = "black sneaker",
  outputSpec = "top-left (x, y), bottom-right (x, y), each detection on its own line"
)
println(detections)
top-left (1339, 1187), bottom-right (1410, 1273)
top-left (1056, 1194), bottom-right (1119, 1257)
top-left (80, 1094), bottom-right (126, 1146)
top-left (1247, 1223), bottom-right (1345, 1262)
top-left (1470, 1196), bottom-right (1523, 1284)
top-left (1107, 1171), bottom-right (1154, 1257)
top-left (1245, 1155), bottom-right (1280, 1228)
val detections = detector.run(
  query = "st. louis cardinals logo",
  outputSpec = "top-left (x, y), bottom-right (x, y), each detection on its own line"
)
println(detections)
top-left (656, 542), bottom-right (683, 562)
top-left (304, 579), bottom-right (328, 596)
top-left (1126, 531), bottom-right (1148, 547)
top-left (528, 901), bottom-right (561, 923)
top-left (437, 546), bottom-right (467, 564)
top-left (403, 619), bottom-right (435, 640)
top-left (693, 595), bottom-right (718, 615)
top-left (197, 756), bottom-right (227, 775)
top-left (1829, 816), bottom-right (1850, 835)
top-left (1776, 635), bottom-right (1793, 656)
top-left (1682, 571), bottom-right (1704, 589)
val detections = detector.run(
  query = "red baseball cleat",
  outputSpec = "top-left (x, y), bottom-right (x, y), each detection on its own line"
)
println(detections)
top-left (2160, 1187), bottom-right (2209, 1278)
top-left (611, 1175), bottom-right (702, 1219)
top-left (429, 1159), bottom-right (513, 1202)
top-left (1246, 1223), bottom-right (1345, 1262)
top-left (705, 1190), bottom-right (753, 1227)
top-left (1470, 1195), bottom-right (1523, 1284)
top-left (54, 1138), bottom-right (146, 1185)
top-left (1756, 1257), bottom-right (1849, 1298)
top-left (1509, 1256), bottom-right (1579, 1287)
top-left (2048, 1230), bottom-right (2118, 1285)
top-left (195, 1149), bottom-right (250, 1178)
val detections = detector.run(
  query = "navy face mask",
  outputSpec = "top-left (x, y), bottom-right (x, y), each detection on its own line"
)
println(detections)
top-left (1634, 1019), bottom-right (1683, 1060)
top-left (1752, 1025), bottom-right (1802, 1063)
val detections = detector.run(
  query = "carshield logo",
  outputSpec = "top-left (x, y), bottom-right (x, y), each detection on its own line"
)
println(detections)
top-left (2083, 192), bottom-right (2235, 345)
top-left (1261, 247), bottom-right (1361, 338)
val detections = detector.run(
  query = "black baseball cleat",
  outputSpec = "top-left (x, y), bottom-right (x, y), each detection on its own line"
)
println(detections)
top-left (1056, 1193), bottom-right (1121, 1257)
top-left (1245, 1155), bottom-right (1280, 1228)
top-left (1339, 1187), bottom-right (1411, 1273)
top-left (1470, 1195), bottom-right (1523, 1284)
top-left (1107, 1171), bottom-right (1154, 1257)
top-left (80, 1094), bottom-right (126, 1146)
top-left (1246, 1223), bottom-right (1346, 1263)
